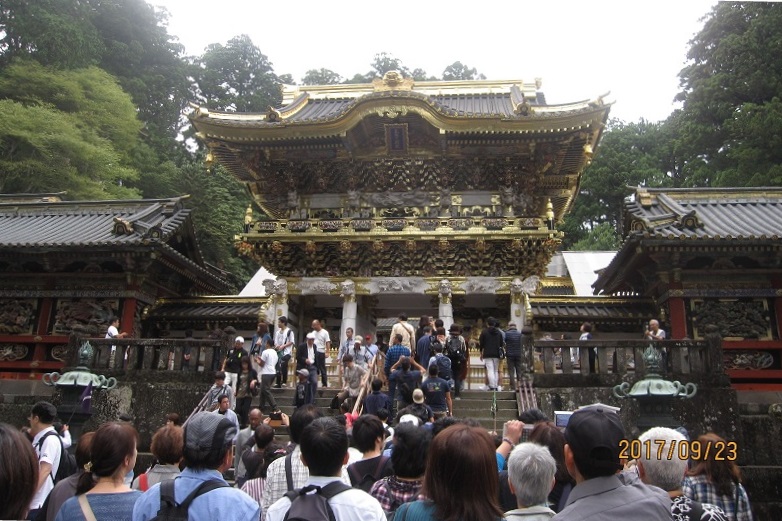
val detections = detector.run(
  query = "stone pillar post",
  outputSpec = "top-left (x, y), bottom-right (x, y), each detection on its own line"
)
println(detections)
top-left (438, 279), bottom-right (454, 331)
top-left (339, 280), bottom-right (357, 348)
top-left (272, 279), bottom-right (289, 323)
top-left (510, 277), bottom-right (525, 329)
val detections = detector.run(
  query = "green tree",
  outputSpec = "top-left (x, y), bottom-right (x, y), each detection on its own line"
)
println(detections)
top-left (91, 0), bottom-right (190, 158)
top-left (302, 68), bottom-right (343, 85)
top-left (191, 34), bottom-right (281, 112)
top-left (343, 53), bottom-right (437, 83)
top-left (675, 2), bottom-right (782, 187)
top-left (0, 61), bottom-right (142, 199)
top-left (0, 0), bottom-right (103, 69)
top-left (570, 222), bottom-right (620, 251)
top-left (562, 119), bottom-right (671, 248)
top-left (442, 61), bottom-right (485, 81)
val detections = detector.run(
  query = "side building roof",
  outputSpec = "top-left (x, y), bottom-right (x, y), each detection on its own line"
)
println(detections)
top-left (594, 186), bottom-right (782, 294)
top-left (0, 195), bottom-right (231, 294)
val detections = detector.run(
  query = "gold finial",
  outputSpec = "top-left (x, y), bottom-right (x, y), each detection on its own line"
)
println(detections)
top-left (545, 198), bottom-right (555, 231)
top-left (545, 199), bottom-right (554, 221)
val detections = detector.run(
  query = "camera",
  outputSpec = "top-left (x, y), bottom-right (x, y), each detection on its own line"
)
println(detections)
top-left (269, 411), bottom-right (283, 427)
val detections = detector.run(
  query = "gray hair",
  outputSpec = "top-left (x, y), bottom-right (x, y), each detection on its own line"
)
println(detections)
top-left (638, 427), bottom-right (687, 491)
top-left (507, 442), bottom-right (556, 508)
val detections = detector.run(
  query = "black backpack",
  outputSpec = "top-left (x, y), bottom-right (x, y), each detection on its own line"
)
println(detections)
top-left (347, 456), bottom-right (390, 492)
top-left (36, 431), bottom-right (78, 485)
top-left (445, 336), bottom-right (466, 367)
top-left (435, 355), bottom-right (452, 380)
top-left (150, 479), bottom-right (228, 520)
top-left (282, 481), bottom-right (352, 521)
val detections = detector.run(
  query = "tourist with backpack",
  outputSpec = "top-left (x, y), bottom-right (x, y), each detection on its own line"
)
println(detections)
top-left (445, 324), bottom-right (468, 399)
top-left (388, 356), bottom-right (425, 414)
top-left (347, 416), bottom-right (393, 493)
top-left (28, 401), bottom-right (68, 519)
top-left (265, 417), bottom-right (385, 521)
top-left (131, 412), bottom-right (259, 521)
top-left (54, 422), bottom-right (141, 521)
top-left (262, 405), bottom-right (350, 513)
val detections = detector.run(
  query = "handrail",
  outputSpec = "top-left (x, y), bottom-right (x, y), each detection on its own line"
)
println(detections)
top-left (184, 390), bottom-right (214, 426)
top-left (352, 352), bottom-right (383, 415)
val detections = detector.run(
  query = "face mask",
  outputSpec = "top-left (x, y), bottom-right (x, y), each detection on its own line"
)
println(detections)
top-left (124, 468), bottom-right (134, 486)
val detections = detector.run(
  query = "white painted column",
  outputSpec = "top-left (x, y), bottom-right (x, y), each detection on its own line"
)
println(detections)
top-left (438, 279), bottom-right (454, 331)
top-left (510, 278), bottom-right (525, 328)
top-left (339, 280), bottom-right (357, 348)
top-left (272, 279), bottom-right (289, 324)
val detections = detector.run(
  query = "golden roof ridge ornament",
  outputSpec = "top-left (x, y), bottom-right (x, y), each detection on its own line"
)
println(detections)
top-left (373, 70), bottom-right (415, 92)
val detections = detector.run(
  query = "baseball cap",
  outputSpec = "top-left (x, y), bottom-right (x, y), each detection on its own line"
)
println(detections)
top-left (306, 332), bottom-right (316, 340)
top-left (184, 412), bottom-right (237, 461)
top-left (235, 336), bottom-right (245, 344)
top-left (564, 407), bottom-right (625, 473)
top-left (398, 414), bottom-right (420, 426)
top-left (412, 388), bottom-right (424, 404)
top-left (297, 368), bottom-right (310, 377)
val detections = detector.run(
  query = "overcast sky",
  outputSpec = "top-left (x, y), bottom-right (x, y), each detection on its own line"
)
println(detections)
top-left (155, 0), bottom-right (717, 123)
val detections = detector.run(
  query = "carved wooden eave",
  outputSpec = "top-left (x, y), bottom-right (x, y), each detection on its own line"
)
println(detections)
top-left (190, 76), bottom-right (612, 225)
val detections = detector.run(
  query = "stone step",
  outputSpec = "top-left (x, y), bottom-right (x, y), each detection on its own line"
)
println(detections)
top-left (449, 398), bottom-right (517, 410)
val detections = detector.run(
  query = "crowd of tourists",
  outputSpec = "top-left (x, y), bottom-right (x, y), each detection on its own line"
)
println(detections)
top-left (0, 312), bottom-right (755, 521)
top-left (1, 395), bottom-right (754, 521)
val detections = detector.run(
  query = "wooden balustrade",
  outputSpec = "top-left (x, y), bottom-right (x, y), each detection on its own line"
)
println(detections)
top-left (528, 338), bottom-right (719, 376)
top-left (69, 331), bottom-right (724, 381)
top-left (69, 336), bottom-right (228, 373)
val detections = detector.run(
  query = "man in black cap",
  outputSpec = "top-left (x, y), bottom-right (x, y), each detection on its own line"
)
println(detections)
top-left (132, 411), bottom-right (259, 521)
top-left (551, 406), bottom-right (671, 521)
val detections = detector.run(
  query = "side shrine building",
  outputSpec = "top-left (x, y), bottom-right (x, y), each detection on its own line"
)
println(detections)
top-left (190, 73), bottom-right (611, 339)
top-left (0, 194), bottom-right (232, 377)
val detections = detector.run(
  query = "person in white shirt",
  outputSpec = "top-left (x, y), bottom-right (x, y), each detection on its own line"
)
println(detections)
top-left (274, 317), bottom-right (295, 388)
top-left (311, 320), bottom-right (331, 387)
top-left (265, 417), bottom-right (385, 521)
top-left (645, 319), bottom-right (666, 341)
top-left (105, 316), bottom-right (128, 368)
top-left (258, 338), bottom-right (279, 413)
top-left (28, 401), bottom-right (63, 519)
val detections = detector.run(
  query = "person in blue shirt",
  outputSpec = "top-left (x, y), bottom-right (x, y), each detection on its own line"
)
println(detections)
top-left (132, 412), bottom-right (260, 521)
top-left (384, 334), bottom-right (410, 377)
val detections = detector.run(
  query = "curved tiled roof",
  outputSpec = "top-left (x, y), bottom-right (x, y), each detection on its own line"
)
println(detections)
top-left (193, 82), bottom-right (606, 130)
top-left (625, 188), bottom-right (782, 240)
top-left (593, 187), bottom-right (782, 295)
top-left (0, 197), bottom-right (190, 248)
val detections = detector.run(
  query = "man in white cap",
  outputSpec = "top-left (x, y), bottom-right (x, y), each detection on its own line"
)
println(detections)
top-left (293, 368), bottom-right (314, 408)
top-left (133, 411), bottom-right (260, 521)
top-left (223, 336), bottom-right (249, 394)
